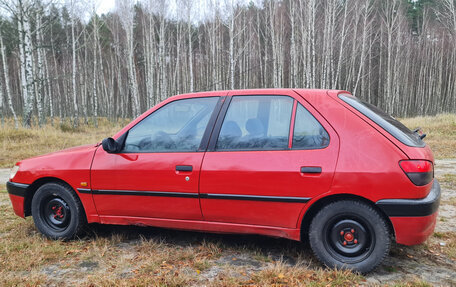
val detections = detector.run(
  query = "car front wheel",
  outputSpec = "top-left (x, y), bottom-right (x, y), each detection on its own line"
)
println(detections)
top-left (309, 200), bottom-right (391, 273)
top-left (31, 182), bottom-right (85, 240)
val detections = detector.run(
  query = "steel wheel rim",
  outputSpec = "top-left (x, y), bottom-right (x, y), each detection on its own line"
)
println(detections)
top-left (322, 214), bottom-right (375, 264)
top-left (40, 196), bottom-right (71, 231)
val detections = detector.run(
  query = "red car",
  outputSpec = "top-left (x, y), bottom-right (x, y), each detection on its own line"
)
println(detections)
top-left (7, 89), bottom-right (439, 273)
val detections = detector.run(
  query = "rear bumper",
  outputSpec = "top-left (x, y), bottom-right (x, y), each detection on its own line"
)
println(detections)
top-left (376, 180), bottom-right (440, 245)
top-left (6, 181), bottom-right (29, 218)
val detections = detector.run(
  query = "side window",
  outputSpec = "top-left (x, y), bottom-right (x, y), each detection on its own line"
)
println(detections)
top-left (292, 103), bottom-right (330, 149)
top-left (216, 96), bottom-right (293, 151)
top-left (123, 97), bottom-right (219, 152)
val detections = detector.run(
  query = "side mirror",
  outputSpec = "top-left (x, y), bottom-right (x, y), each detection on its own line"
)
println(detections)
top-left (102, 137), bottom-right (120, 153)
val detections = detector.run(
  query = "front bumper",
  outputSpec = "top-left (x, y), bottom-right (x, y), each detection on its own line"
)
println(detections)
top-left (6, 181), bottom-right (29, 218)
top-left (376, 180), bottom-right (440, 245)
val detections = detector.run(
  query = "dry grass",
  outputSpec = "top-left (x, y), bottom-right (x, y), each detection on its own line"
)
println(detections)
top-left (0, 193), bottom-right (363, 286)
top-left (400, 113), bottom-right (456, 159)
top-left (439, 173), bottom-right (456, 191)
top-left (0, 118), bottom-right (129, 168)
top-left (390, 280), bottom-right (433, 287)
top-left (432, 232), bottom-right (456, 260)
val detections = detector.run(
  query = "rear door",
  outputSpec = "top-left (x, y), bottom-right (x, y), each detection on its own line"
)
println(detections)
top-left (199, 91), bottom-right (340, 228)
top-left (91, 96), bottom-right (222, 220)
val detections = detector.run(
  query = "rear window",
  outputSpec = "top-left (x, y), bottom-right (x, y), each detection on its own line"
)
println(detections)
top-left (339, 95), bottom-right (425, 147)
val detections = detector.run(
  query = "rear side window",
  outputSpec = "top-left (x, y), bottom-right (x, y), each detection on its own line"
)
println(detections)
top-left (339, 95), bottom-right (425, 147)
top-left (292, 103), bottom-right (330, 149)
top-left (216, 95), bottom-right (293, 151)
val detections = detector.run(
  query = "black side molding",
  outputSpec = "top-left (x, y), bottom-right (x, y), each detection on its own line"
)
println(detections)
top-left (199, 193), bottom-right (311, 203)
top-left (376, 180), bottom-right (440, 217)
top-left (300, 166), bottom-right (322, 173)
top-left (77, 188), bottom-right (92, 194)
top-left (92, 189), bottom-right (199, 198)
top-left (89, 189), bottom-right (310, 203)
top-left (6, 181), bottom-right (29, 197)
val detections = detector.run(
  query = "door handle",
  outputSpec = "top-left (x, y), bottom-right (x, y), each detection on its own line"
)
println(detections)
top-left (176, 165), bottom-right (193, 172)
top-left (300, 166), bottom-right (322, 174)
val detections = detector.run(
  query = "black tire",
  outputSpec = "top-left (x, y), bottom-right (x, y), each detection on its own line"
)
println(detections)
top-left (308, 200), bottom-right (390, 273)
top-left (31, 182), bottom-right (85, 240)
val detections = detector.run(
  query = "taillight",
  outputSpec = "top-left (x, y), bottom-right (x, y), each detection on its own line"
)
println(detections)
top-left (399, 160), bottom-right (433, 186)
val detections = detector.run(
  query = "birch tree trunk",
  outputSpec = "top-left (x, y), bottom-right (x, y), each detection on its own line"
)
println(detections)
top-left (20, 1), bottom-right (35, 127)
top-left (71, 0), bottom-right (79, 127)
top-left (0, 29), bottom-right (18, 128)
top-left (117, 0), bottom-right (140, 116)
top-left (186, 0), bottom-right (194, 92)
top-left (229, 3), bottom-right (236, 90)
top-left (289, 0), bottom-right (297, 87)
top-left (36, 14), bottom-right (44, 126)
top-left (92, 6), bottom-right (98, 127)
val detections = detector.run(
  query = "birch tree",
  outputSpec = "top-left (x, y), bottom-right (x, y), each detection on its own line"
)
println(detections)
top-left (70, 0), bottom-right (79, 126)
top-left (116, 0), bottom-right (140, 116)
top-left (0, 27), bottom-right (18, 128)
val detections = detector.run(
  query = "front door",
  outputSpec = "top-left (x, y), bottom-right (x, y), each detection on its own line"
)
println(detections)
top-left (91, 96), bottom-right (220, 220)
top-left (199, 92), bottom-right (339, 228)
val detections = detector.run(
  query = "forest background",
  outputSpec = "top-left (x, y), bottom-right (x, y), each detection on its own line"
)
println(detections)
top-left (0, 0), bottom-right (454, 128)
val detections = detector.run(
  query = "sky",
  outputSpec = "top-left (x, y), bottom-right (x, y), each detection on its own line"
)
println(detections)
top-left (0, 0), bottom-right (260, 23)
top-left (96, 0), bottom-right (116, 15)
top-left (94, 0), bottom-right (263, 23)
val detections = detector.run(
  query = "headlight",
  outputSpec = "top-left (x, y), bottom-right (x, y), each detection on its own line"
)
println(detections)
top-left (10, 165), bottom-right (20, 180)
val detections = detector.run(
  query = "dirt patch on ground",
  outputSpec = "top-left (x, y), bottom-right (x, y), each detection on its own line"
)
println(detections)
top-left (435, 159), bottom-right (456, 177)
top-left (0, 162), bottom-right (455, 286)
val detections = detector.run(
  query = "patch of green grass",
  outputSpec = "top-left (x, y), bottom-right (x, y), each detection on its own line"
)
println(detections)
top-left (434, 232), bottom-right (445, 239)
top-left (384, 265), bottom-right (398, 273)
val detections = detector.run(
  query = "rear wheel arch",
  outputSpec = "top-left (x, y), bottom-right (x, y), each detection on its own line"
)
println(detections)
top-left (300, 194), bottom-right (395, 242)
top-left (24, 177), bottom-right (85, 219)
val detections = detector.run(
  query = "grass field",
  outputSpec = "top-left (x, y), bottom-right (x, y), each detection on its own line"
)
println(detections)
top-left (0, 118), bottom-right (129, 168)
top-left (0, 114), bottom-right (455, 286)
top-left (400, 114), bottom-right (456, 159)
top-left (0, 113), bottom-right (454, 168)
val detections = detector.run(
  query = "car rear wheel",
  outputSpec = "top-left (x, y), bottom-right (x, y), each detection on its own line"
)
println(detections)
top-left (309, 200), bottom-right (391, 273)
top-left (31, 183), bottom-right (85, 240)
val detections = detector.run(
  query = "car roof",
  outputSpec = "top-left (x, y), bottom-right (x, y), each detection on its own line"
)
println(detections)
top-left (169, 88), bottom-right (349, 100)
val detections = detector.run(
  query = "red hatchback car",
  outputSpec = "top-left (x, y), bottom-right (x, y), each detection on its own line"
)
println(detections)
top-left (7, 89), bottom-right (439, 273)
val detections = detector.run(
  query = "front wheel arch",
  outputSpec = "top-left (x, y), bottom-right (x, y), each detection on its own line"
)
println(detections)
top-left (300, 194), bottom-right (395, 243)
top-left (24, 177), bottom-right (86, 220)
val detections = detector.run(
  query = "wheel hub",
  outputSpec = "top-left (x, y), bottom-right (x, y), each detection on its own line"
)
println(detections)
top-left (344, 232), bottom-right (354, 242)
top-left (42, 197), bottom-right (71, 230)
top-left (325, 218), bottom-right (374, 261)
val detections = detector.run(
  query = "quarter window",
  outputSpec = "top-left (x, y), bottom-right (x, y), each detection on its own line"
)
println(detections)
top-left (216, 96), bottom-right (293, 151)
top-left (339, 95), bottom-right (425, 147)
top-left (292, 103), bottom-right (330, 149)
top-left (123, 97), bottom-right (219, 152)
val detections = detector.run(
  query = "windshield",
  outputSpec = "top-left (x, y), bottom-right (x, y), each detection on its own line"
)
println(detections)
top-left (339, 95), bottom-right (425, 147)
